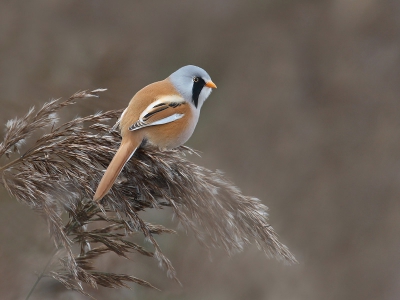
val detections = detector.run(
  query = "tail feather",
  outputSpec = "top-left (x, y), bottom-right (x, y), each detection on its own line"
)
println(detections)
top-left (93, 138), bottom-right (140, 202)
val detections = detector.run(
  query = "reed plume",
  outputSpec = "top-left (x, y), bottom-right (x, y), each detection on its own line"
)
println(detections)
top-left (0, 89), bottom-right (296, 298)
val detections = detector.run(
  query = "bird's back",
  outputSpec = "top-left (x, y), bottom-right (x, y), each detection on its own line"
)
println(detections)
top-left (120, 78), bottom-right (179, 137)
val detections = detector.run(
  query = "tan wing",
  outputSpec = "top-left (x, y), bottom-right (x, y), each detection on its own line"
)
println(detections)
top-left (129, 96), bottom-right (186, 131)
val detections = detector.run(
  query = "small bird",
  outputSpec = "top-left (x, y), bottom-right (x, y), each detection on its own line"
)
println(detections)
top-left (93, 65), bottom-right (217, 202)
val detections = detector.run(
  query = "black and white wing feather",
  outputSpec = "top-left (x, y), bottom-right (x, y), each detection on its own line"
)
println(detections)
top-left (129, 96), bottom-right (185, 131)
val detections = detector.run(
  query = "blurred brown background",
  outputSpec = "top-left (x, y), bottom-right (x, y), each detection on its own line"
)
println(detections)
top-left (1, 0), bottom-right (400, 299)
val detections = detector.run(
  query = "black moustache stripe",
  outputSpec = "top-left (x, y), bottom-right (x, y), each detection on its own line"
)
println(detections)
top-left (192, 78), bottom-right (206, 108)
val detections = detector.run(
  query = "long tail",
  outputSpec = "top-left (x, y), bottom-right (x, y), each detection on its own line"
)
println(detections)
top-left (93, 138), bottom-right (141, 202)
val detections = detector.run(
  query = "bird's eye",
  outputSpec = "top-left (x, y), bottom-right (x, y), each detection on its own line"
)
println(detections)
top-left (193, 77), bottom-right (199, 82)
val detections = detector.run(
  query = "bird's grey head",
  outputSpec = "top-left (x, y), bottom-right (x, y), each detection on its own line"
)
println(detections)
top-left (169, 65), bottom-right (216, 109)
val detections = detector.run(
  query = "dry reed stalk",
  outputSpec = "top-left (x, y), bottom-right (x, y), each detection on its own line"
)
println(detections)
top-left (0, 89), bottom-right (297, 298)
